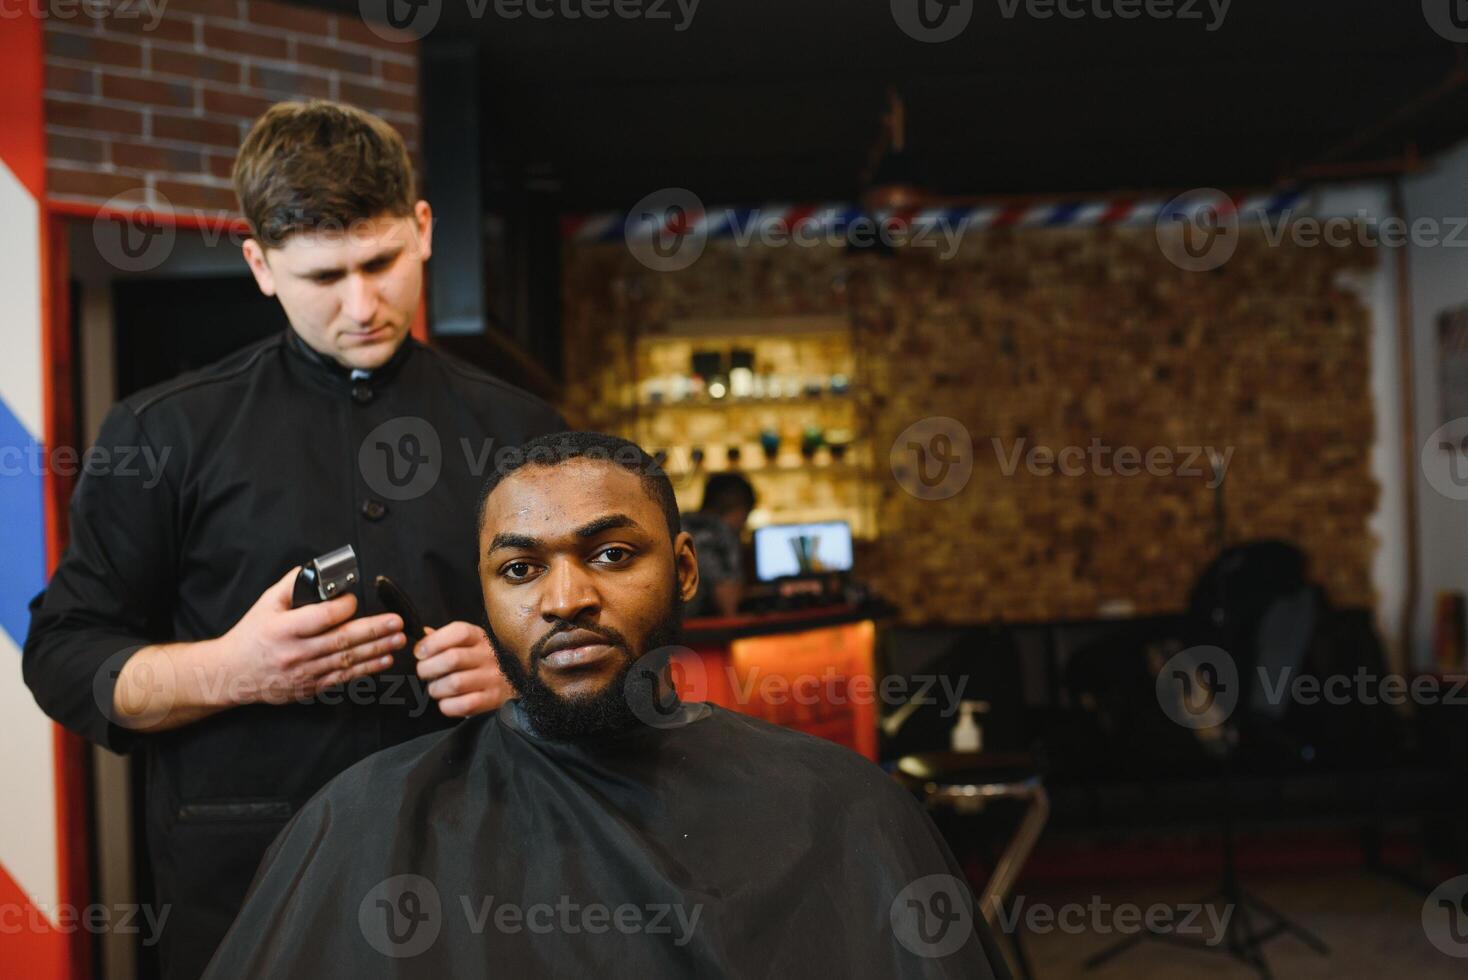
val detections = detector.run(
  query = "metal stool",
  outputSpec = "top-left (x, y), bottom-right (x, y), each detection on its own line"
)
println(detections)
top-left (895, 751), bottom-right (1050, 980)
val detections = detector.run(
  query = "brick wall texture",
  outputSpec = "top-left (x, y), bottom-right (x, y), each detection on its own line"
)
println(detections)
top-left (42, 0), bottom-right (419, 215)
top-left (562, 228), bottom-right (1380, 625)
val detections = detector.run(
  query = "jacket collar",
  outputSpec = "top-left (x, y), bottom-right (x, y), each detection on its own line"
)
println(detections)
top-left (283, 327), bottom-right (417, 390)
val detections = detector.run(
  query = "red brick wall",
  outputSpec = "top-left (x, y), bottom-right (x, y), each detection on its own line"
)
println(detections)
top-left (43, 0), bottom-right (420, 215)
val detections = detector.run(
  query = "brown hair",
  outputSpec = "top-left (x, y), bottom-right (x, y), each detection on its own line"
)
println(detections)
top-left (232, 100), bottom-right (416, 248)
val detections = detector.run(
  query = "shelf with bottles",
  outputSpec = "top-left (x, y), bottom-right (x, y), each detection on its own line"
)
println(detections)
top-left (629, 322), bottom-right (877, 542)
top-left (618, 375), bottom-right (857, 415)
top-left (630, 328), bottom-right (858, 412)
top-left (633, 411), bottom-right (862, 455)
top-left (646, 430), bottom-right (867, 477)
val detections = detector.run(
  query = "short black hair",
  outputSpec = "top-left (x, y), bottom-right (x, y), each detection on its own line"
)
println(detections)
top-left (476, 431), bottom-right (682, 544)
top-left (700, 472), bottom-right (756, 515)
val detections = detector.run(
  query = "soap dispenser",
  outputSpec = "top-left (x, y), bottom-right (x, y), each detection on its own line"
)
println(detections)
top-left (950, 700), bottom-right (991, 753)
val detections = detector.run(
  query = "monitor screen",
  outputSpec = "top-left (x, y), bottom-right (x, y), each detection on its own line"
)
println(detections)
top-left (753, 521), bottom-right (854, 581)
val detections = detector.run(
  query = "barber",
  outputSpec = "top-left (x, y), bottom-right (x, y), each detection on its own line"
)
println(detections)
top-left (23, 100), bottom-right (564, 980)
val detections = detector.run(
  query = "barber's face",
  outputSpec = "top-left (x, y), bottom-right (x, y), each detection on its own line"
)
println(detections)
top-left (479, 459), bottom-right (699, 703)
top-left (241, 202), bottom-right (432, 371)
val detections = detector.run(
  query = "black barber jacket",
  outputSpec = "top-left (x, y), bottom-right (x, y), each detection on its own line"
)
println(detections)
top-left (23, 328), bottom-right (563, 980)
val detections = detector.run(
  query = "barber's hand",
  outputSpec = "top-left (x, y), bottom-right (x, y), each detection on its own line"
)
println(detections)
top-left (414, 621), bottom-right (510, 718)
top-left (214, 567), bottom-right (406, 705)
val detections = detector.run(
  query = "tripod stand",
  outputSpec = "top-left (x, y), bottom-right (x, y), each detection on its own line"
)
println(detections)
top-left (1087, 462), bottom-right (1329, 977)
top-left (1082, 756), bottom-right (1329, 978)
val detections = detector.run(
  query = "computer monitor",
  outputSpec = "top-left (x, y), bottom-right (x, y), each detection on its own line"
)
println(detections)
top-left (753, 520), bottom-right (854, 582)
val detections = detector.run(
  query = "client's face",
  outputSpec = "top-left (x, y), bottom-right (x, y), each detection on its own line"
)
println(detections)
top-left (478, 458), bottom-right (700, 738)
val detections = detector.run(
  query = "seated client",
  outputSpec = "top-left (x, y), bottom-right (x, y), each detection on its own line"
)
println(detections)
top-left (202, 431), bottom-right (1008, 979)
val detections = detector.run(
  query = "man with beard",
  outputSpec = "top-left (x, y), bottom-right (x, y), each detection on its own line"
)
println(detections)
top-left (201, 432), bottom-right (1009, 979)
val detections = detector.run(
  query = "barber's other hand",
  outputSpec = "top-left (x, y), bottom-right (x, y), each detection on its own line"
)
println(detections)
top-left (214, 566), bottom-right (406, 705)
top-left (414, 621), bottom-right (510, 717)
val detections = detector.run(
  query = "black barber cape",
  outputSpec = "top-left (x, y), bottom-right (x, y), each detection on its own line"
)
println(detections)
top-left (23, 329), bottom-right (562, 980)
top-left (202, 700), bottom-right (1010, 979)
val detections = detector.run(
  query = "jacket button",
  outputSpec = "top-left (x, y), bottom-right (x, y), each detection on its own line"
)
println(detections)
top-left (361, 499), bottom-right (387, 521)
top-left (351, 383), bottom-right (374, 404)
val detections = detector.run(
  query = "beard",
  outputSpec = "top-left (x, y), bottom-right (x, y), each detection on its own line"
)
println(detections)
top-left (485, 595), bottom-right (685, 741)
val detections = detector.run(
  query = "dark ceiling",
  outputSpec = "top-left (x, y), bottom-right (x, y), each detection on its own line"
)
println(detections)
top-left (305, 1), bottom-right (1468, 210)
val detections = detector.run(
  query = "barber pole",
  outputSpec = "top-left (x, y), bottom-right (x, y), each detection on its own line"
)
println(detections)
top-left (0, 10), bottom-right (85, 980)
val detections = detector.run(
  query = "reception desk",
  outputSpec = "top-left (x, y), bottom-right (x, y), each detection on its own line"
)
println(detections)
top-left (671, 604), bottom-right (891, 761)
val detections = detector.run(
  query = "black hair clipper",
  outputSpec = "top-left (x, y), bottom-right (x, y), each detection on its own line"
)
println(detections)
top-left (291, 545), bottom-right (360, 607)
top-left (374, 575), bottom-right (428, 646)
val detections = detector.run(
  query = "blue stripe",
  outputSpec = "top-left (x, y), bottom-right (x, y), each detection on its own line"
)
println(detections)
top-left (1266, 191), bottom-right (1302, 214)
top-left (605, 215), bottom-right (632, 243)
top-left (1157, 198), bottom-right (1188, 221)
top-left (0, 393), bottom-right (47, 651)
top-left (1046, 202), bottom-right (1082, 226)
top-left (720, 207), bottom-right (758, 239)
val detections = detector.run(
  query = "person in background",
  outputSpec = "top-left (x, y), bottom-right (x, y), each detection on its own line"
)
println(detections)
top-left (681, 472), bottom-right (755, 617)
